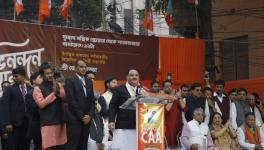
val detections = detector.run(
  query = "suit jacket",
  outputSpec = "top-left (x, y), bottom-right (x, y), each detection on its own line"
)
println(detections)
top-left (65, 75), bottom-right (95, 124)
top-left (1, 83), bottom-right (32, 127)
top-left (25, 88), bottom-right (41, 138)
top-left (0, 97), bottom-right (4, 135)
top-left (109, 84), bottom-right (136, 129)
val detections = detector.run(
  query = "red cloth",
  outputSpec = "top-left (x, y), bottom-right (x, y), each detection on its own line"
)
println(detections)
top-left (165, 101), bottom-right (183, 147)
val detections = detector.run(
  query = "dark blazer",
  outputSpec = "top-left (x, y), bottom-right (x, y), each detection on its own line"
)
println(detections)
top-left (64, 75), bottom-right (95, 124)
top-left (108, 84), bottom-right (136, 129)
top-left (25, 88), bottom-right (41, 138)
top-left (0, 97), bottom-right (4, 135)
top-left (1, 83), bottom-right (32, 127)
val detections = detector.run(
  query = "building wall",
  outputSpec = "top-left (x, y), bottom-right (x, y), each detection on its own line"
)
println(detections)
top-left (212, 0), bottom-right (264, 80)
top-left (113, 0), bottom-right (170, 36)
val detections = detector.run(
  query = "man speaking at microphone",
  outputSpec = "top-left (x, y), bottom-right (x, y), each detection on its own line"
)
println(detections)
top-left (108, 69), bottom-right (143, 150)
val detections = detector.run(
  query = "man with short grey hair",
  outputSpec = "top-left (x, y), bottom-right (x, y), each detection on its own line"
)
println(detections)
top-left (180, 108), bottom-right (214, 150)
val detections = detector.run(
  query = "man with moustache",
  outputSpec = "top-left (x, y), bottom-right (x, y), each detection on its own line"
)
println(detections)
top-left (108, 69), bottom-right (142, 150)
top-left (33, 62), bottom-right (67, 150)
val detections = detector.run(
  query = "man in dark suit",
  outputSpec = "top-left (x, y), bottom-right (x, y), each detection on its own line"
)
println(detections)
top-left (0, 81), bottom-right (11, 150)
top-left (108, 69), bottom-right (141, 150)
top-left (65, 59), bottom-right (95, 150)
top-left (1, 67), bottom-right (32, 150)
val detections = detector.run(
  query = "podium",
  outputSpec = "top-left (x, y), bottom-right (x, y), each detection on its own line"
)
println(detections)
top-left (120, 95), bottom-right (167, 150)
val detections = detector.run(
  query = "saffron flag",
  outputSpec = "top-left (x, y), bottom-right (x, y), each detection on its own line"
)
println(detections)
top-left (15, 0), bottom-right (24, 16)
top-left (143, 0), bottom-right (153, 32)
top-left (137, 103), bottom-right (165, 150)
top-left (165, 0), bottom-right (173, 28)
top-left (61, 0), bottom-right (73, 19)
top-left (39, 0), bottom-right (51, 23)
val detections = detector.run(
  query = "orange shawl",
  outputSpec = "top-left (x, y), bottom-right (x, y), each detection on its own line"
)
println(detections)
top-left (244, 125), bottom-right (261, 144)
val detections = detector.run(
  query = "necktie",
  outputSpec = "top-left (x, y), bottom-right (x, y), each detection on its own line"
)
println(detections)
top-left (21, 84), bottom-right (27, 112)
top-left (81, 78), bottom-right (87, 96)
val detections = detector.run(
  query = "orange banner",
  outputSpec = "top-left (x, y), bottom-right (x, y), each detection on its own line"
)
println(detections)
top-left (137, 103), bottom-right (165, 150)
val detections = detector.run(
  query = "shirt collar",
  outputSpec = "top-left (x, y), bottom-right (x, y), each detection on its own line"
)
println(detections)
top-left (126, 82), bottom-right (139, 91)
top-left (192, 119), bottom-right (202, 125)
top-left (213, 92), bottom-right (226, 97)
top-left (76, 73), bottom-right (85, 80)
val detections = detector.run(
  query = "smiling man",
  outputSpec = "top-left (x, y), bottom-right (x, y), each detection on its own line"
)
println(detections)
top-left (108, 69), bottom-right (142, 150)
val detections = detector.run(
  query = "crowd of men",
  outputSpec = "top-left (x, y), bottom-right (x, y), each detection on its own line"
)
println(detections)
top-left (1, 59), bottom-right (264, 150)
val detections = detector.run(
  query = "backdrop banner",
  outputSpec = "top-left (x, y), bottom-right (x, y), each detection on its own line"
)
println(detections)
top-left (0, 20), bottom-right (159, 86)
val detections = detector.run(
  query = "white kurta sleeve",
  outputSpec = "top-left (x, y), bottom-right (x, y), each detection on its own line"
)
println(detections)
top-left (260, 127), bottom-right (264, 148)
top-left (237, 127), bottom-right (255, 149)
top-left (231, 102), bottom-right (238, 130)
top-left (204, 101), bottom-right (210, 125)
top-left (181, 98), bottom-right (187, 124)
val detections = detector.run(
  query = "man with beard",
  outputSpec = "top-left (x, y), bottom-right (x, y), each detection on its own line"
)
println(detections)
top-left (33, 62), bottom-right (67, 150)
top-left (237, 112), bottom-right (264, 149)
top-left (108, 69), bottom-right (142, 150)
top-left (98, 77), bottom-right (118, 119)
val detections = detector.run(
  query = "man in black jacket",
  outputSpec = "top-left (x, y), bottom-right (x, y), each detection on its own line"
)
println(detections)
top-left (65, 59), bottom-right (95, 150)
top-left (108, 69), bottom-right (141, 150)
top-left (0, 81), bottom-right (11, 150)
top-left (1, 67), bottom-right (32, 150)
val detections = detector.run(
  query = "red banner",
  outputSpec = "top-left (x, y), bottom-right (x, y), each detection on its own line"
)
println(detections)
top-left (0, 20), bottom-right (159, 86)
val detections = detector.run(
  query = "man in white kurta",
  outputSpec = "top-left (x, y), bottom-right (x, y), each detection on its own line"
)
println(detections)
top-left (237, 112), bottom-right (264, 150)
top-left (180, 108), bottom-right (215, 150)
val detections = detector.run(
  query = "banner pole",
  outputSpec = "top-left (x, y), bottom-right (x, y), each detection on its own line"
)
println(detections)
top-left (14, 2), bottom-right (16, 21)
